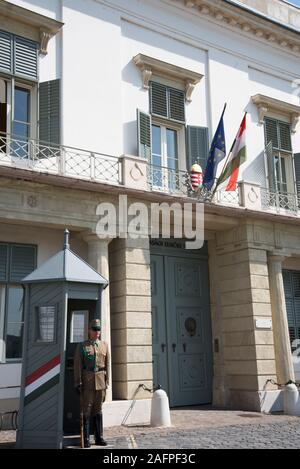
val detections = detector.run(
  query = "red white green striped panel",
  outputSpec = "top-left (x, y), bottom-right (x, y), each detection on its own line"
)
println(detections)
top-left (24, 354), bottom-right (60, 406)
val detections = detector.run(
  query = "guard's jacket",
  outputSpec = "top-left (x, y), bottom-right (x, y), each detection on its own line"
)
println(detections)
top-left (74, 339), bottom-right (109, 391)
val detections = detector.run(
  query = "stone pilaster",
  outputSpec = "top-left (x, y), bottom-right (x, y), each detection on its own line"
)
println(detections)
top-left (214, 230), bottom-right (278, 411)
top-left (268, 254), bottom-right (295, 384)
top-left (109, 237), bottom-right (152, 400)
top-left (84, 235), bottom-right (113, 402)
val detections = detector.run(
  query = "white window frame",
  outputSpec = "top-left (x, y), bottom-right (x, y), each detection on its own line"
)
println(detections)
top-left (0, 75), bottom-right (37, 140)
top-left (151, 116), bottom-right (186, 192)
top-left (70, 310), bottom-right (89, 344)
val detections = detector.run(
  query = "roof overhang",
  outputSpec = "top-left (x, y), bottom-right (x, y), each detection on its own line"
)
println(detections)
top-left (0, 0), bottom-right (63, 54)
top-left (174, 0), bottom-right (300, 56)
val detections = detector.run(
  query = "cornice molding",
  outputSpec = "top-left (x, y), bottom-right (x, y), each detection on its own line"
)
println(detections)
top-left (251, 94), bottom-right (300, 132)
top-left (174, 0), bottom-right (300, 55)
top-left (0, 0), bottom-right (63, 55)
top-left (133, 53), bottom-right (203, 101)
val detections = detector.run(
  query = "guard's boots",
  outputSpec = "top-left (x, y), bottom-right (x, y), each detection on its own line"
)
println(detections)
top-left (94, 413), bottom-right (107, 446)
top-left (83, 416), bottom-right (91, 448)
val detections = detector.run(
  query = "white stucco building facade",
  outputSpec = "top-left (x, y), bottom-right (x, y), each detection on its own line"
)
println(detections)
top-left (0, 0), bottom-right (300, 429)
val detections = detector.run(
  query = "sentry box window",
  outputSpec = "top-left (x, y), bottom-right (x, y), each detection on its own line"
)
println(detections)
top-left (70, 310), bottom-right (89, 343)
top-left (36, 306), bottom-right (57, 343)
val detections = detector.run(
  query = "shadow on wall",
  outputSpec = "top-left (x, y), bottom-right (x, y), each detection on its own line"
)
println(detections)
top-left (242, 150), bottom-right (266, 188)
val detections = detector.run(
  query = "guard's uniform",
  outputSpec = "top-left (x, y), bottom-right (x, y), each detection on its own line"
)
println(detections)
top-left (74, 338), bottom-right (109, 417)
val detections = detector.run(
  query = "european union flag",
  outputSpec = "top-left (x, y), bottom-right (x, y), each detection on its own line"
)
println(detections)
top-left (203, 106), bottom-right (226, 190)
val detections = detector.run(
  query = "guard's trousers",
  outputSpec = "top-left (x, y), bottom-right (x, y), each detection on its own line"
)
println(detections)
top-left (82, 389), bottom-right (106, 418)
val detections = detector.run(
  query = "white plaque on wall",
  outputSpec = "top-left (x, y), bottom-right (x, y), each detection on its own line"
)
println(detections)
top-left (256, 318), bottom-right (272, 329)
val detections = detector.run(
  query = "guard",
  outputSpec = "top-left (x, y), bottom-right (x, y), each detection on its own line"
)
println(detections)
top-left (74, 318), bottom-right (109, 447)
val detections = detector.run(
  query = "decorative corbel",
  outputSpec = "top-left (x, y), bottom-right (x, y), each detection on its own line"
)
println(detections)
top-left (257, 104), bottom-right (268, 124)
top-left (185, 79), bottom-right (196, 102)
top-left (40, 30), bottom-right (52, 55)
top-left (291, 113), bottom-right (299, 133)
top-left (141, 68), bottom-right (152, 89)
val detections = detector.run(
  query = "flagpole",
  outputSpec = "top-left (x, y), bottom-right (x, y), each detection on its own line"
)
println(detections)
top-left (212, 111), bottom-right (247, 198)
top-left (202, 103), bottom-right (227, 195)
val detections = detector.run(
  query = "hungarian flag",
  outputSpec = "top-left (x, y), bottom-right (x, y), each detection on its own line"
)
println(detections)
top-left (217, 113), bottom-right (246, 191)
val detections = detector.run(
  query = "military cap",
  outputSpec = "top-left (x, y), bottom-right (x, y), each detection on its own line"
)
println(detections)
top-left (89, 319), bottom-right (101, 330)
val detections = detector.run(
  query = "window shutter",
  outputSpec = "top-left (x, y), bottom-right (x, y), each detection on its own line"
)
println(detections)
top-left (279, 122), bottom-right (292, 152)
top-left (150, 82), bottom-right (168, 118)
top-left (0, 31), bottom-right (12, 74)
top-left (283, 271), bottom-right (295, 347)
top-left (186, 126), bottom-right (209, 171)
top-left (9, 245), bottom-right (36, 282)
top-left (0, 244), bottom-right (8, 282)
top-left (265, 118), bottom-right (279, 149)
top-left (265, 141), bottom-right (276, 191)
top-left (137, 109), bottom-right (152, 159)
top-left (39, 79), bottom-right (61, 144)
top-left (294, 153), bottom-right (300, 195)
top-left (14, 35), bottom-right (38, 80)
top-left (169, 88), bottom-right (185, 123)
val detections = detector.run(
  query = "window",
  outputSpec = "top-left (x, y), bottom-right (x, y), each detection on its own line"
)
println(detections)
top-left (0, 243), bottom-right (36, 362)
top-left (283, 270), bottom-right (300, 353)
top-left (70, 310), bottom-right (89, 343)
top-left (6, 286), bottom-right (24, 359)
top-left (151, 123), bottom-right (179, 190)
top-left (36, 306), bottom-right (56, 343)
top-left (0, 77), bottom-right (35, 157)
top-left (264, 118), bottom-right (294, 194)
top-left (150, 82), bottom-right (185, 123)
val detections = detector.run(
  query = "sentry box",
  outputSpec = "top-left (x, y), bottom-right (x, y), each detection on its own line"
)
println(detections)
top-left (16, 230), bottom-right (108, 449)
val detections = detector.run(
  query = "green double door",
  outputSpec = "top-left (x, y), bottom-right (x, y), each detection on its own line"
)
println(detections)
top-left (151, 252), bottom-right (213, 407)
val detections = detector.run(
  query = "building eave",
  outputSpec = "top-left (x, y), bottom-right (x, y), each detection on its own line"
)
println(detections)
top-left (171, 0), bottom-right (300, 55)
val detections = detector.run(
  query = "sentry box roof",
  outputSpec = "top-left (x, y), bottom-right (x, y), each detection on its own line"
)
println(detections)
top-left (22, 229), bottom-right (108, 287)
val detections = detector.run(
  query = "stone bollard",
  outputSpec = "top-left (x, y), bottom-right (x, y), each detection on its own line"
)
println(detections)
top-left (150, 389), bottom-right (171, 427)
top-left (283, 383), bottom-right (300, 416)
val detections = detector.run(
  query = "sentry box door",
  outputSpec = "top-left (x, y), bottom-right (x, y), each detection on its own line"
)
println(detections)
top-left (63, 299), bottom-right (96, 435)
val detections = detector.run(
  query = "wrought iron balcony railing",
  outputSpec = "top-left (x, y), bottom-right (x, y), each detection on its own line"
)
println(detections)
top-left (0, 132), bottom-right (120, 185)
top-left (1, 133), bottom-right (300, 219)
top-left (261, 188), bottom-right (299, 215)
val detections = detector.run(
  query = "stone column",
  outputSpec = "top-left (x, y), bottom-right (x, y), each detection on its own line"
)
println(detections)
top-left (83, 234), bottom-right (113, 402)
top-left (268, 254), bottom-right (295, 384)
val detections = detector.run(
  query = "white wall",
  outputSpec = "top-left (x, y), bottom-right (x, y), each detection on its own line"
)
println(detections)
top-left (4, 0), bottom-right (300, 170)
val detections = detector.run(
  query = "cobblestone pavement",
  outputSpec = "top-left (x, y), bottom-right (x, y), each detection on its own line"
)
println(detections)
top-left (1, 407), bottom-right (300, 449)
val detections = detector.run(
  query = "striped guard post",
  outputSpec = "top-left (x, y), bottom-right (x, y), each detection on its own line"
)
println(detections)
top-left (24, 354), bottom-right (61, 406)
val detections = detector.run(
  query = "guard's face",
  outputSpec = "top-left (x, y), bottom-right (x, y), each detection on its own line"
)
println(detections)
top-left (89, 328), bottom-right (100, 341)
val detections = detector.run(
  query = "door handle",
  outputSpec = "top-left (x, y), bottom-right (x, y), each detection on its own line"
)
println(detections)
top-left (183, 343), bottom-right (186, 353)
top-left (172, 343), bottom-right (176, 352)
top-left (161, 343), bottom-right (166, 353)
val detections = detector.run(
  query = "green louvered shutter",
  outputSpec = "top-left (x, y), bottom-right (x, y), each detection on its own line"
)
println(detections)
top-left (169, 88), bottom-right (185, 123)
top-left (265, 118), bottom-right (279, 149)
top-left (186, 126), bottom-right (209, 172)
top-left (9, 245), bottom-right (36, 282)
top-left (39, 79), bottom-right (60, 145)
top-left (265, 141), bottom-right (276, 191)
top-left (294, 154), bottom-right (300, 196)
top-left (283, 270), bottom-right (295, 347)
top-left (150, 82), bottom-right (168, 118)
top-left (137, 109), bottom-right (151, 160)
top-left (278, 121), bottom-right (292, 152)
top-left (0, 31), bottom-right (13, 74)
top-left (283, 270), bottom-right (300, 350)
top-left (0, 244), bottom-right (8, 282)
top-left (14, 35), bottom-right (38, 80)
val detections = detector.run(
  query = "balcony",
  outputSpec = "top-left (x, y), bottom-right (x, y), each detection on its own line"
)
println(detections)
top-left (0, 133), bottom-right (120, 185)
top-left (0, 133), bottom-right (300, 220)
